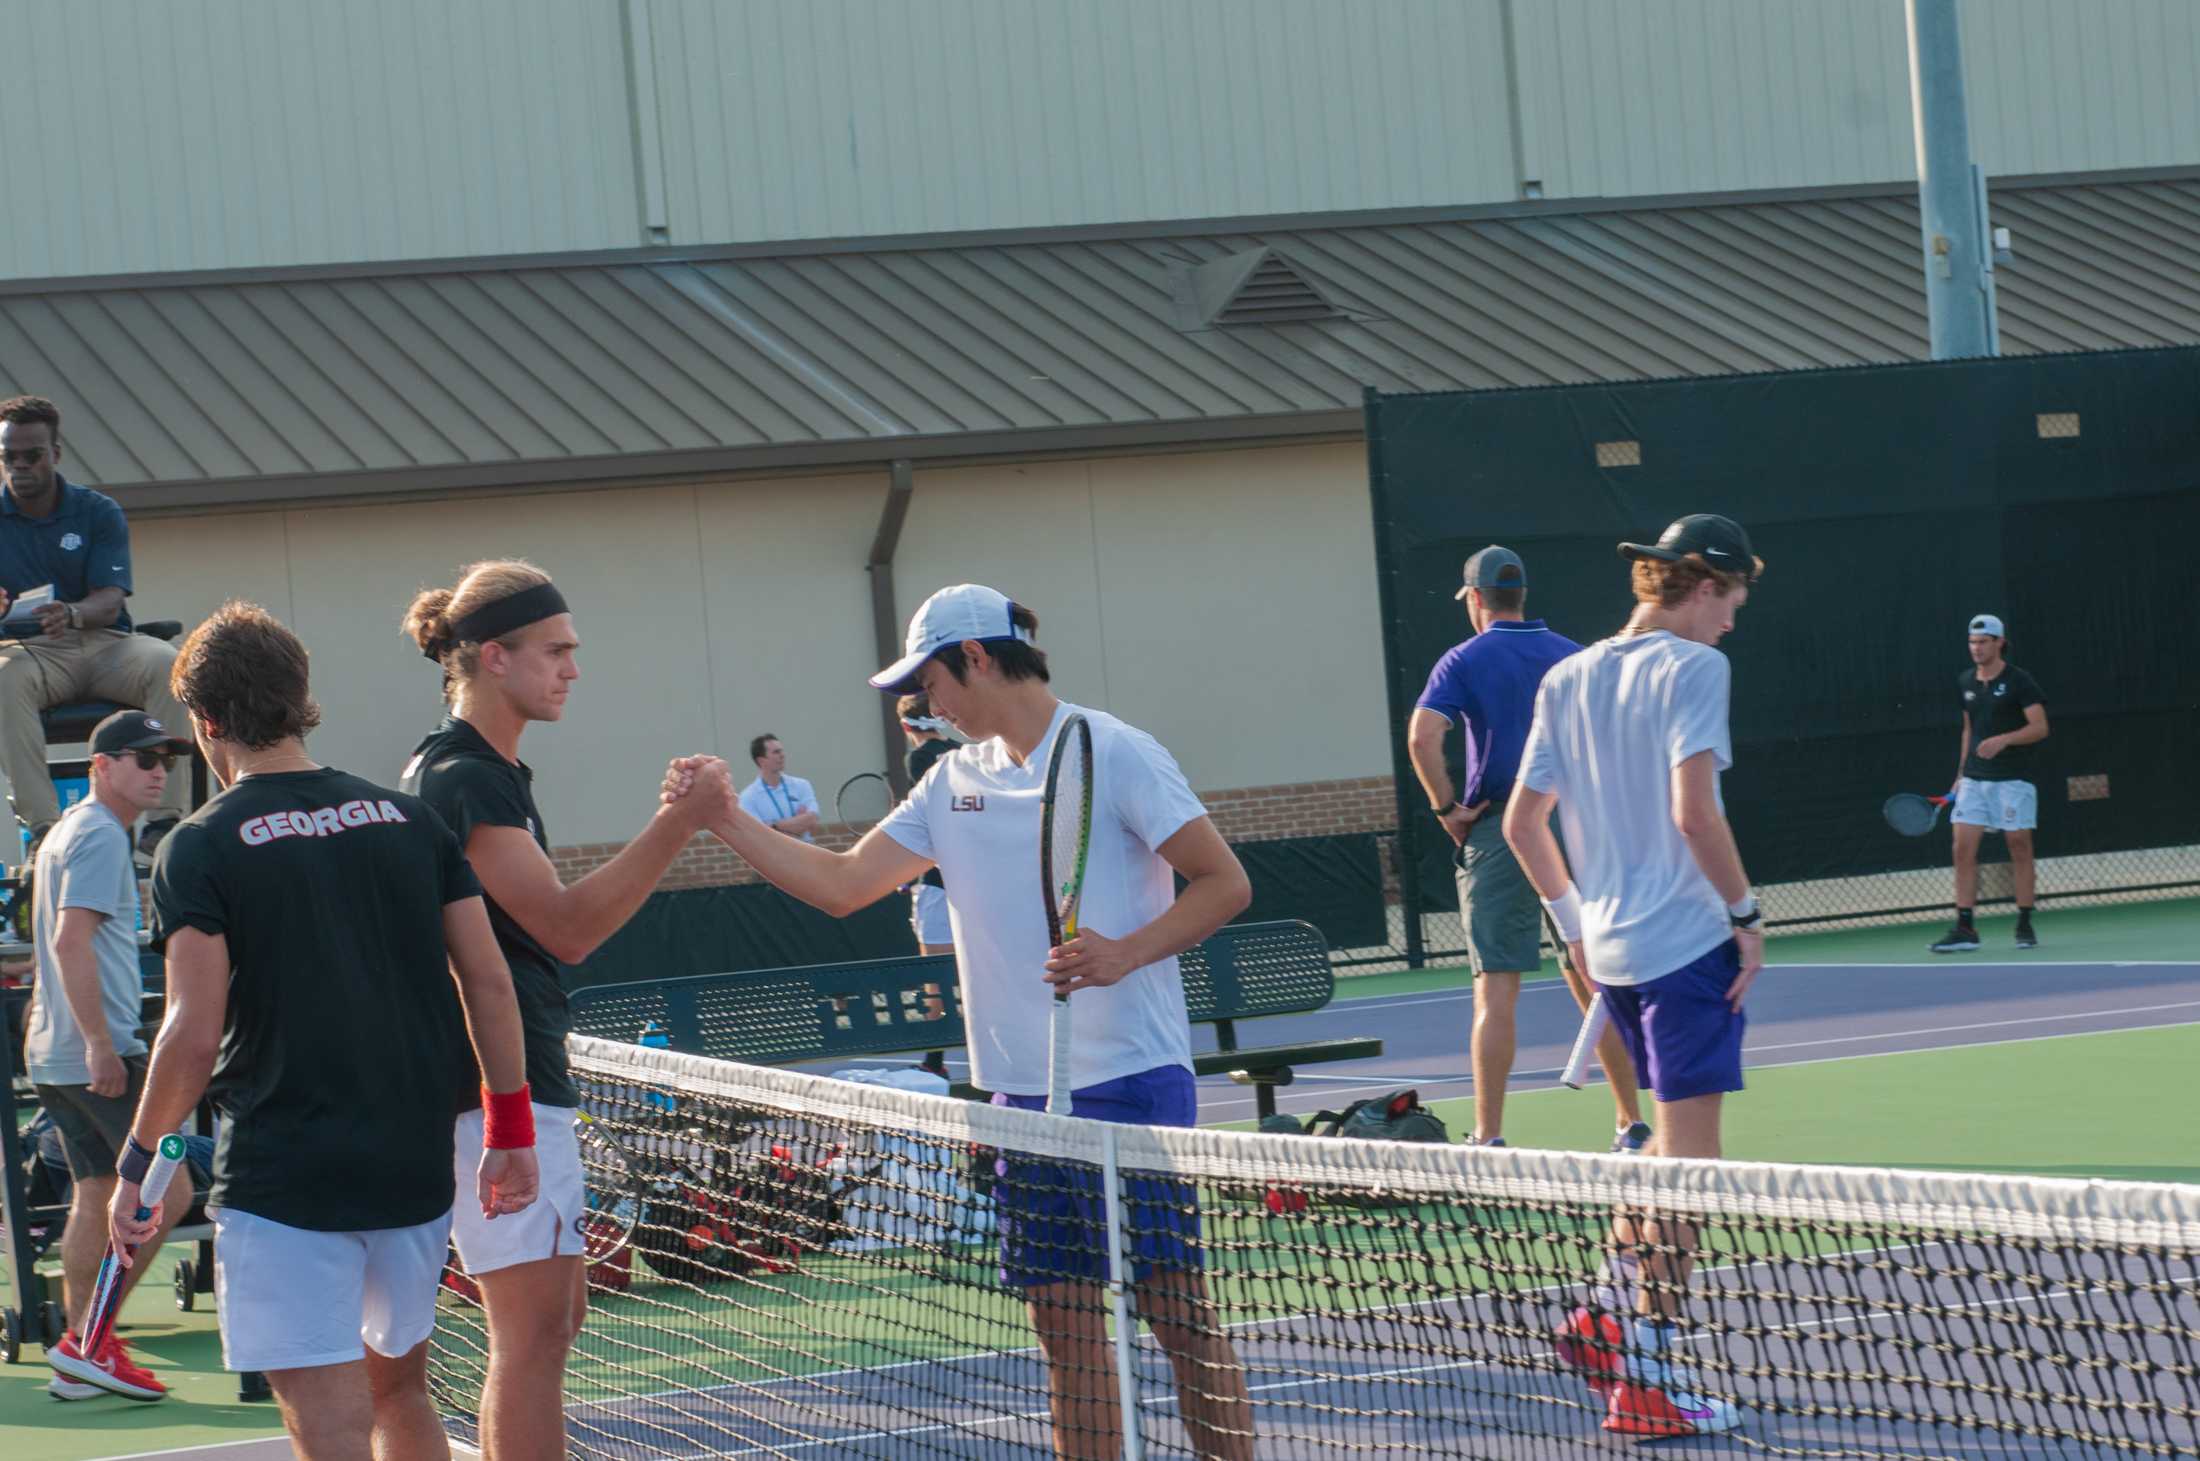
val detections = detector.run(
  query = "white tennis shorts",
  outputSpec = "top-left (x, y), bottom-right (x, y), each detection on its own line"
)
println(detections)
top-left (450, 1102), bottom-right (586, 1276)
top-left (910, 884), bottom-right (952, 946)
top-left (1952, 777), bottom-right (2037, 832)
top-left (209, 1206), bottom-right (451, 1372)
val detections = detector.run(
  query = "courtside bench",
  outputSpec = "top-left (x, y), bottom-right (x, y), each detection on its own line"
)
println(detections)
top-left (568, 919), bottom-right (1379, 1119)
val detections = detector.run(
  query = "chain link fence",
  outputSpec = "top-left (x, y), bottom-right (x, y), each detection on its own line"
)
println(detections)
top-left (1329, 831), bottom-right (2200, 975)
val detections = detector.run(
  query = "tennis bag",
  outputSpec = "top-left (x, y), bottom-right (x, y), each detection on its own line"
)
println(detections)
top-left (1259, 1088), bottom-right (1450, 1214)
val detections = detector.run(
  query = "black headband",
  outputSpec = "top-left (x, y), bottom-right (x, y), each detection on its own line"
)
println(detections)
top-left (424, 581), bottom-right (570, 662)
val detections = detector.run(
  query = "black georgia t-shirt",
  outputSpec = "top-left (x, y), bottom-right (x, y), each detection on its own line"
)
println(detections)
top-left (905, 736), bottom-right (954, 889)
top-left (149, 768), bottom-right (479, 1232)
top-left (402, 714), bottom-right (577, 1109)
top-left (1959, 664), bottom-right (2045, 782)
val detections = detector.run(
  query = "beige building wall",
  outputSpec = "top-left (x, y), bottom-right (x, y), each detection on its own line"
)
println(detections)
top-left (115, 443), bottom-right (1391, 853)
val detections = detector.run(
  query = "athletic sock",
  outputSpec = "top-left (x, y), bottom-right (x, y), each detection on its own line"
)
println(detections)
top-left (1955, 906), bottom-right (1975, 927)
top-left (2016, 905), bottom-right (2035, 927)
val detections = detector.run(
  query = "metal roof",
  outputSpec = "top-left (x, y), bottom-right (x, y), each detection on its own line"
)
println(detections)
top-left (7, 170), bottom-right (2199, 511)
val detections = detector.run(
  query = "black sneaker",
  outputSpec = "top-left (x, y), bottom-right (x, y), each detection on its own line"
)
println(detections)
top-left (1930, 923), bottom-right (1981, 954)
top-left (2015, 921), bottom-right (2038, 950)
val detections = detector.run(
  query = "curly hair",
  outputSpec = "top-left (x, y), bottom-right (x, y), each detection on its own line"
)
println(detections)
top-left (0, 395), bottom-right (60, 436)
top-left (170, 602), bottom-right (323, 749)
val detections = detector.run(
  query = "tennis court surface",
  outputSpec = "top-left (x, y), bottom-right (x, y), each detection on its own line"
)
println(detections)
top-left (416, 1008), bottom-right (2198, 1460)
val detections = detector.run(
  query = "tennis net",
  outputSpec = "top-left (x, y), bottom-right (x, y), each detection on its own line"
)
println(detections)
top-left (423, 1035), bottom-right (2200, 1458)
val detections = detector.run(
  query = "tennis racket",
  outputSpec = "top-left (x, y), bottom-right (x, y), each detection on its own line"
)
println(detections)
top-left (575, 1111), bottom-right (642, 1264)
top-left (1040, 713), bottom-right (1095, 1116)
top-left (78, 1133), bottom-right (186, 1358)
top-left (835, 772), bottom-right (893, 832)
top-left (1561, 993), bottom-right (1609, 1090)
top-left (1883, 791), bottom-right (1953, 838)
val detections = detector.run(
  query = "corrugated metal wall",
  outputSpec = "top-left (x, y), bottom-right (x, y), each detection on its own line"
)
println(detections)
top-left (0, 0), bottom-right (639, 278)
top-left (4, 1), bottom-right (2196, 280)
top-left (644, 0), bottom-right (1517, 243)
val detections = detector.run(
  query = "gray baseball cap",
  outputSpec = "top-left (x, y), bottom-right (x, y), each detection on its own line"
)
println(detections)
top-left (1454, 545), bottom-right (1525, 601)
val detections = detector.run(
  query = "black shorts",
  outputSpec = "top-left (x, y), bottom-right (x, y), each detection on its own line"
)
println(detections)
top-left (34, 1054), bottom-right (149, 1181)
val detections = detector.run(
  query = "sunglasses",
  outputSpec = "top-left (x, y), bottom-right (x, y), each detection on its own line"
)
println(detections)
top-left (107, 749), bottom-right (176, 772)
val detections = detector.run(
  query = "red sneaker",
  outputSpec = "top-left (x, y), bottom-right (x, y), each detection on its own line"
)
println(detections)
top-left (48, 1329), bottom-right (167, 1401)
top-left (1552, 1307), bottom-right (1624, 1395)
top-left (1604, 1378), bottom-right (1741, 1437)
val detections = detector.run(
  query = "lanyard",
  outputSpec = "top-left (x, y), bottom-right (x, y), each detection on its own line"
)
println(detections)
top-left (764, 780), bottom-right (795, 820)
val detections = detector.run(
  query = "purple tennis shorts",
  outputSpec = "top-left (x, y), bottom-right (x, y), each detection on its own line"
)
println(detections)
top-left (990, 1063), bottom-right (1202, 1289)
top-left (1600, 939), bottom-right (1747, 1103)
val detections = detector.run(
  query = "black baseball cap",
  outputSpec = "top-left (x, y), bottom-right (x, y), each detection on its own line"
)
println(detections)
top-left (90, 709), bottom-right (191, 758)
top-left (1618, 513), bottom-right (1757, 575)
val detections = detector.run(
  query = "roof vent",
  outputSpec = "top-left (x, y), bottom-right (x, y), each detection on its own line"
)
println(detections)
top-left (1173, 246), bottom-right (1344, 330)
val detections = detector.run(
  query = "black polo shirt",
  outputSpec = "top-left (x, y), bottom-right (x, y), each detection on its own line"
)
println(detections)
top-left (402, 714), bottom-right (576, 1109)
top-left (906, 737), bottom-right (954, 889)
top-left (0, 478), bottom-right (135, 633)
top-left (1959, 664), bottom-right (2045, 782)
top-left (149, 768), bottom-right (477, 1232)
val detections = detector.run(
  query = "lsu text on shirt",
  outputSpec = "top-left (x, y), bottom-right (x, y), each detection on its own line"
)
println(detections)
top-left (1519, 631), bottom-right (1734, 986)
top-left (877, 702), bottom-right (1205, 1095)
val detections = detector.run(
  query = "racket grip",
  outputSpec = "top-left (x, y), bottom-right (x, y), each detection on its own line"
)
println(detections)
top-left (1045, 994), bottom-right (1073, 1116)
top-left (1561, 993), bottom-right (1609, 1090)
top-left (81, 1134), bottom-right (187, 1353)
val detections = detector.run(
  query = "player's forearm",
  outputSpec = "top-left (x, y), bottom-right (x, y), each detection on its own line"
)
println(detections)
top-left (709, 808), bottom-right (879, 917)
top-left (451, 962), bottom-right (529, 1093)
top-left (1955, 723), bottom-right (1970, 779)
top-left (1119, 865), bottom-right (1251, 972)
top-left (1678, 816), bottom-right (1752, 907)
top-left (129, 1007), bottom-right (220, 1146)
top-left (1503, 793), bottom-right (1571, 899)
top-left (2001, 719), bottom-right (2049, 747)
top-left (545, 806), bottom-right (697, 963)
top-left (444, 903), bottom-right (529, 1092)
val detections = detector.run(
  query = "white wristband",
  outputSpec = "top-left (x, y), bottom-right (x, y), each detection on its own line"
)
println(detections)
top-left (1541, 886), bottom-right (1584, 945)
top-left (1727, 895), bottom-right (1758, 920)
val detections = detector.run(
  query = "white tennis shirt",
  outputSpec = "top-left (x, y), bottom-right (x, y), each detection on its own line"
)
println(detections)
top-left (878, 700), bottom-right (1204, 1095)
top-left (1518, 630), bottom-right (1734, 986)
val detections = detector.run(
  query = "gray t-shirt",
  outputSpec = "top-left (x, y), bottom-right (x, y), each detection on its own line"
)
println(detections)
top-left (25, 800), bottom-right (146, 1083)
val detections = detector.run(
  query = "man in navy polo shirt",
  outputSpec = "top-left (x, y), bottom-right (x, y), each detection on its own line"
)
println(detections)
top-left (0, 396), bottom-right (189, 855)
top-left (1406, 545), bottom-right (1649, 1152)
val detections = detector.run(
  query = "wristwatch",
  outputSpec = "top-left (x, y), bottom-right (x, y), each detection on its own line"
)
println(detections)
top-left (64, 602), bottom-right (80, 629)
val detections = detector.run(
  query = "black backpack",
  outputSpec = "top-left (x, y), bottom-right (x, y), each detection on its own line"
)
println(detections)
top-left (1297, 1088), bottom-right (1451, 1145)
top-left (1258, 1089), bottom-right (1450, 1215)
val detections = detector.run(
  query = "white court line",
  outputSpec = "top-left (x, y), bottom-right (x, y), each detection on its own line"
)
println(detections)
top-left (1199, 1009), bottom-right (2200, 1115)
top-left (1325, 959), bottom-right (2199, 1013)
top-left (604, 1237), bottom-right (2192, 1459)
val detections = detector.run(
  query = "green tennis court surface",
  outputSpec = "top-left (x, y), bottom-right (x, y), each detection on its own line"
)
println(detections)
top-left (6, 899), bottom-right (2192, 1459)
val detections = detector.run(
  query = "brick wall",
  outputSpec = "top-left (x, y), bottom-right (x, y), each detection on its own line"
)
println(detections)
top-left (546, 775), bottom-right (1404, 889)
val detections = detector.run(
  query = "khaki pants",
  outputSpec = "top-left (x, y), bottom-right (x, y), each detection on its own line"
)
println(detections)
top-left (0, 626), bottom-right (190, 831)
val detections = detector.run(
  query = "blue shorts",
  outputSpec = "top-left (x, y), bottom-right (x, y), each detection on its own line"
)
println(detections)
top-left (1601, 940), bottom-right (1747, 1104)
top-left (991, 1064), bottom-right (1202, 1289)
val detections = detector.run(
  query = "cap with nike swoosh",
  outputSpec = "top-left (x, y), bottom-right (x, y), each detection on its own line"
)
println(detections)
top-left (1618, 513), bottom-right (1757, 575)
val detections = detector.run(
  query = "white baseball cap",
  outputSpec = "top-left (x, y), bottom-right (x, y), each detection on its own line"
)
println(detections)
top-left (1968, 613), bottom-right (2005, 639)
top-left (870, 584), bottom-right (1034, 693)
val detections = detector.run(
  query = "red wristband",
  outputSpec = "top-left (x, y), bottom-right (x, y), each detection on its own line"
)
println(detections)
top-left (481, 1084), bottom-right (536, 1150)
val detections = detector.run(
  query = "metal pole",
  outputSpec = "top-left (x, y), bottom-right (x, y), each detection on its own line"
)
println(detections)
top-left (1099, 1125), bottom-right (1148, 1460)
top-left (1905, 0), bottom-right (1997, 358)
top-left (867, 460), bottom-right (916, 794)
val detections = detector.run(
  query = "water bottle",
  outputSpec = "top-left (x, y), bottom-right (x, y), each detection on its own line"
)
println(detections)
top-left (636, 1019), bottom-right (675, 1114)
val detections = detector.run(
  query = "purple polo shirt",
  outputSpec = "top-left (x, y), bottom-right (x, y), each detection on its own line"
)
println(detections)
top-left (1415, 620), bottom-right (1581, 806)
